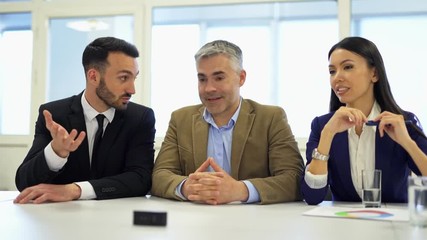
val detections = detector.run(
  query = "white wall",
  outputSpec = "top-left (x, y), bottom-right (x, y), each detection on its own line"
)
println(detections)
top-left (0, 146), bottom-right (29, 190)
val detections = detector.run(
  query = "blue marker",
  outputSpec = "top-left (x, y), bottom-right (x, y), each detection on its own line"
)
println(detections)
top-left (366, 120), bottom-right (413, 126)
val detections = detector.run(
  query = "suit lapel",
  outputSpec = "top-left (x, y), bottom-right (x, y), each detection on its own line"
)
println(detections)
top-left (375, 130), bottom-right (393, 190)
top-left (230, 100), bottom-right (255, 178)
top-left (374, 130), bottom-right (391, 170)
top-left (331, 132), bottom-right (359, 198)
top-left (193, 106), bottom-right (209, 170)
top-left (68, 93), bottom-right (91, 177)
top-left (332, 133), bottom-right (351, 179)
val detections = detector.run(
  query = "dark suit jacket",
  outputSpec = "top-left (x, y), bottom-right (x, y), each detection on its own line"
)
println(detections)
top-left (15, 92), bottom-right (156, 199)
top-left (302, 111), bottom-right (427, 205)
top-left (151, 99), bottom-right (304, 204)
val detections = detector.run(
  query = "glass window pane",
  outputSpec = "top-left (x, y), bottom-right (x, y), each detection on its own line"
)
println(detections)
top-left (151, 24), bottom-right (272, 138)
top-left (279, 19), bottom-right (338, 139)
top-left (151, 24), bottom-right (200, 138)
top-left (206, 26), bottom-right (272, 105)
top-left (48, 15), bottom-right (133, 101)
top-left (152, 1), bottom-right (338, 139)
top-left (0, 13), bottom-right (32, 135)
top-left (353, 0), bottom-right (427, 130)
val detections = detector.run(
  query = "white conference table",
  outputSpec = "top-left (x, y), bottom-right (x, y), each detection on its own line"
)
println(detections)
top-left (0, 191), bottom-right (426, 240)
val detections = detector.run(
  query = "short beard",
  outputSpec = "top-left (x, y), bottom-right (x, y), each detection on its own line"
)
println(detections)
top-left (96, 77), bottom-right (129, 110)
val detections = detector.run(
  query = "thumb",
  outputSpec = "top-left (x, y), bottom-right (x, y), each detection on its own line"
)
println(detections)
top-left (43, 110), bottom-right (54, 131)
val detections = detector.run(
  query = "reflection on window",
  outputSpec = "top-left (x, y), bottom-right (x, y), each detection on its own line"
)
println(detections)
top-left (0, 30), bottom-right (32, 135)
top-left (48, 16), bottom-right (133, 101)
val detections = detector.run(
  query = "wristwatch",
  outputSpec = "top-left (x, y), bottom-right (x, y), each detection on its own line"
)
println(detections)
top-left (311, 148), bottom-right (329, 161)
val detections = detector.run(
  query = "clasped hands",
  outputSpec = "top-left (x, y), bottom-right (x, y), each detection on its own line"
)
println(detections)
top-left (182, 157), bottom-right (249, 205)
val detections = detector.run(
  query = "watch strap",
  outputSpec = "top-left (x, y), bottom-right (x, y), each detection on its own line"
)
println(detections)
top-left (312, 148), bottom-right (329, 161)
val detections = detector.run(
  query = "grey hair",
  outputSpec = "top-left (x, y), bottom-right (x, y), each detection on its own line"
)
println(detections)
top-left (194, 40), bottom-right (243, 72)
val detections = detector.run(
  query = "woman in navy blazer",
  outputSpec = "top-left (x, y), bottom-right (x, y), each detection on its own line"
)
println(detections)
top-left (301, 37), bottom-right (427, 205)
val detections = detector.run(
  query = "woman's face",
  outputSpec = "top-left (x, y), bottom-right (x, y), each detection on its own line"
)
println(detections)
top-left (328, 48), bottom-right (377, 108)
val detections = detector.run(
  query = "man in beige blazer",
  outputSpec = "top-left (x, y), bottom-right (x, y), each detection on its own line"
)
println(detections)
top-left (151, 40), bottom-right (304, 205)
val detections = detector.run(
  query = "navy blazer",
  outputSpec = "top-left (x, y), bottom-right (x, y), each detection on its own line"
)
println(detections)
top-left (15, 92), bottom-right (156, 199)
top-left (302, 111), bottom-right (427, 205)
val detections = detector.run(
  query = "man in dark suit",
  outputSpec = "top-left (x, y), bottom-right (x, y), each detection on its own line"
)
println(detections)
top-left (14, 37), bottom-right (155, 204)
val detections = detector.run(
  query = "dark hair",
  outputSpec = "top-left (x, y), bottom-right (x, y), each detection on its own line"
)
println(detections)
top-left (328, 36), bottom-right (402, 114)
top-left (82, 36), bottom-right (139, 74)
top-left (328, 36), bottom-right (426, 137)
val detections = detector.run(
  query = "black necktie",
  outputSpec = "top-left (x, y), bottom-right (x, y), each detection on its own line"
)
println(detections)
top-left (91, 114), bottom-right (105, 177)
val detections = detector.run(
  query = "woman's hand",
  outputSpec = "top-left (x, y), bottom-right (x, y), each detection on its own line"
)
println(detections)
top-left (324, 106), bottom-right (367, 135)
top-left (375, 111), bottom-right (412, 145)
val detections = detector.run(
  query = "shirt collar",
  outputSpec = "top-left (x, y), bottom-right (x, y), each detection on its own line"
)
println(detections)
top-left (367, 101), bottom-right (381, 120)
top-left (81, 90), bottom-right (115, 123)
top-left (203, 97), bottom-right (242, 128)
top-left (349, 101), bottom-right (381, 134)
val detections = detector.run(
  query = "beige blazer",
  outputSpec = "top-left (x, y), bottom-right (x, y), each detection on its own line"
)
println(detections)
top-left (151, 99), bottom-right (304, 204)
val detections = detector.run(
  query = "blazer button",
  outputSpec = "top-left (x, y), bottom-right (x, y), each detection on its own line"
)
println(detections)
top-left (102, 187), bottom-right (116, 192)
